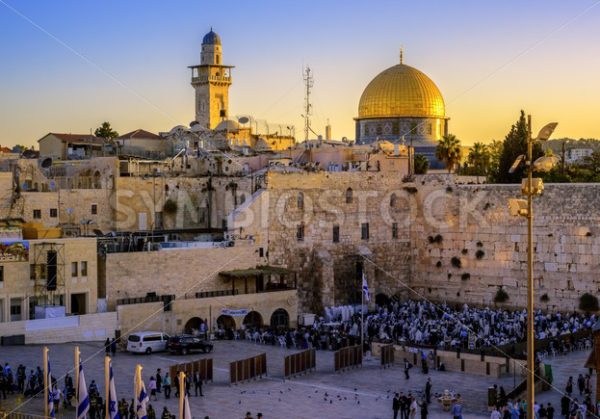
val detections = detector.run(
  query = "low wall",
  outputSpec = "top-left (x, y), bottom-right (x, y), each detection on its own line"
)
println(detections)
top-left (0, 312), bottom-right (118, 344)
top-left (372, 342), bottom-right (526, 379)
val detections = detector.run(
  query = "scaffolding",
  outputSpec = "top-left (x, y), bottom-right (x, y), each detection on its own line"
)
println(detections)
top-left (31, 242), bottom-right (66, 307)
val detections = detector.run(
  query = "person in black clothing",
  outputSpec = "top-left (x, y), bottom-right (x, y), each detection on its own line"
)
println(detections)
top-left (577, 374), bottom-right (585, 396)
top-left (399, 392), bottom-right (409, 419)
top-left (419, 399), bottom-right (428, 419)
top-left (110, 338), bottom-right (117, 357)
top-left (105, 338), bottom-right (111, 355)
top-left (546, 402), bottom-right (554, 419)
top-left (392, 393), bottom-right (400, 419)
top-left (560, 394), bottom-right (570, 417)
top-left (156, 369), bottom-right (162, 394)
top-left (425, 378), bottom-right (432, 404)
top-left (403, 358), bottom-right (411, 380)
top-left (194, 371), bottom-right (203, 397)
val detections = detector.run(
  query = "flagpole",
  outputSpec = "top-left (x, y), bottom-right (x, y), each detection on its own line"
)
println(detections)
top-left (135, 364), bottom-right (142, 404)
top-left (105, 356), bottom-right (110, 419)
top-left (75, 346), bottom-right (80, 415)
top-left (361, 278), bottom-right (364, 358)
top-left (179, 372), bottom-right (185, 419)
top-left (43, 347), bottom-right (49, 418)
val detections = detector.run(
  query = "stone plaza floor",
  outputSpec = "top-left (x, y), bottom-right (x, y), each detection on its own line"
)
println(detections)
top-left (0, 340), bottom-right (594, 418)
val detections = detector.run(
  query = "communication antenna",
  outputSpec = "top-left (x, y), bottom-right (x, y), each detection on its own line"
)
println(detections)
top-left (302, 66), bottom-right (314, 142)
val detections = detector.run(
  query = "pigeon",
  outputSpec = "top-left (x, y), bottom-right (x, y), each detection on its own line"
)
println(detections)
top-left (238, 400), bottom-right (241, 404)
top-left (330, 400), bottom-right (333, 404)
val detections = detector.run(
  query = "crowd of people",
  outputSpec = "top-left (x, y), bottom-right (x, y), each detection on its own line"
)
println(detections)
top-left (225, 300), bottom-right (595, 354)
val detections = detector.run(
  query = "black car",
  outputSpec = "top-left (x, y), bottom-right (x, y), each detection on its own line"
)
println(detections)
top-left (168, 335), bottom-right (213, 355)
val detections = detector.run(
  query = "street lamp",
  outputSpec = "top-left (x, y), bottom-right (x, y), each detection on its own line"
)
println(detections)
top-left (507, 115), bottom-right (557, 419)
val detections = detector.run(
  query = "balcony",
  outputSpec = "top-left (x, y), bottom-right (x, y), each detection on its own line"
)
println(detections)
top-left (191, 75), bottom-right (232, 84)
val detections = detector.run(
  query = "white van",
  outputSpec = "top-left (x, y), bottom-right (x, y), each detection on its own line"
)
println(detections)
top-left (127, 332), bottom-right (170, 354)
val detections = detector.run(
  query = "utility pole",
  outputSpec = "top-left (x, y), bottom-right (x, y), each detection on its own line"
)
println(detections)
top-left (303, 66), bottom-right (313, 143)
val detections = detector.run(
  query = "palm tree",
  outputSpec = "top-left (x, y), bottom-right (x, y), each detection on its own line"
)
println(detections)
top-left (467, 142), bottom-right (491, 181)
top-left (414, 154), bottom-right (429, 174)
top-left (436, 134), bottom-right (462, 173)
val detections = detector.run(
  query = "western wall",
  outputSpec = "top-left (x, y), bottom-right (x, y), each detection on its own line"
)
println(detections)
top-left (233, 171), bottom-right (600, 313)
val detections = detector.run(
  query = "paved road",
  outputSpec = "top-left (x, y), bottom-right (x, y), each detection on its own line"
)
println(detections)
top-left (0, 340), bottom-right (593, 418)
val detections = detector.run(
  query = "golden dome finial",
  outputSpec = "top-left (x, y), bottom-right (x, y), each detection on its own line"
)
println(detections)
top-left (400, 46), bottom-right (404, 64)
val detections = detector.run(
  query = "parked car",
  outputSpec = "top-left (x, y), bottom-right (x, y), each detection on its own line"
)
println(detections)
top-left (127, 332), bottom-right (170, 354)
top-left (168, 335), bottom-right (213, 355)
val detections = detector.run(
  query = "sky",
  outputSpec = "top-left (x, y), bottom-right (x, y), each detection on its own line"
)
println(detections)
top-left (1, 0), bottom-right (600, 147)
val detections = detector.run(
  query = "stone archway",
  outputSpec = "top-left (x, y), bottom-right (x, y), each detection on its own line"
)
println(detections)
top-left (216, 315), bottom-right (235, 330)
top-left (243, 311), bottom-right (263, 328)
top-left (270, 308), bottom-right (289, 329)
top-left (184, 317), bottom-right (203, 335)
top-left (375, 293), bottom-right (391, 307)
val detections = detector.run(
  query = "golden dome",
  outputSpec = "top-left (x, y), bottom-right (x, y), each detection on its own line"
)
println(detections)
top-left (358, 63), bottom-right (445, 119)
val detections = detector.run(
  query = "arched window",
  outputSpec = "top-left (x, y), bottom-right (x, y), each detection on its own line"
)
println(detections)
top-left (345, 188), bottom-right (353, 204)
top-left (390, 193), bottom-right (397, 208)
top-left (297, 192), bottom-right (304, 210)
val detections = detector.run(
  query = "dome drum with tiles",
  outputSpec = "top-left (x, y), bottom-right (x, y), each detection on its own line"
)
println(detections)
top-left (355, 56), bottom-right (449, 167)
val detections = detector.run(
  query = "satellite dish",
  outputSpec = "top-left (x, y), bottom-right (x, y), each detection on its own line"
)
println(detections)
top-left (238, 116), bottom-right (250, 124)
top-left (40, 157), bottom-right (52, 168)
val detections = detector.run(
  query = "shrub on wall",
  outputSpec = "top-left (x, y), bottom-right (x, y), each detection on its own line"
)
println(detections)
top-left (476, 241), bottom-right (483, 247)
top-left (494, 288), bottom-right (509, 303)
top-left (579, 293), bottom-right (599, 312)
top-left (461, 249), bottom-right (468, 255)
top-left (540, 293), bottom-right (549, 303)
top-left (476, 250), bottom-right (485, 259)
top-left (451, 257), bottom-right (462, 268)
top-left (461, 273), bottom-right (470, 281)
top-left (163, 199), bottom-right (178, 214)
top-left (436, 261), bottom-right (442, 268)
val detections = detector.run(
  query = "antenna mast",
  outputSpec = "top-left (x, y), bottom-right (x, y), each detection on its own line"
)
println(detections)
top-left (303, 66), bottom-right (314, 142)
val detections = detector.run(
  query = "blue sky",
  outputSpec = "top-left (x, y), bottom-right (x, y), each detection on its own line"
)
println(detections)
top-left (1, 0), bottom-right (600, 146)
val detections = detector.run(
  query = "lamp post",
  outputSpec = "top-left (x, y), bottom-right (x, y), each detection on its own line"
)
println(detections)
top-left (508, 115), bottom-right (557, 419)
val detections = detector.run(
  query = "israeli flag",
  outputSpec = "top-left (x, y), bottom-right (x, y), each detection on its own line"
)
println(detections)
top-left (47, 360), bottom-right (55, 418)
top-left (136, 378), bottom-right (149, 419)
top-left (108, 362), bottom-right (120, 419)
top-left (77, 363), bottom-right (90, 419)
top-left (362, 271), bottom-right (370, 302)
top-left (183, 393), bottom-right (192, 419)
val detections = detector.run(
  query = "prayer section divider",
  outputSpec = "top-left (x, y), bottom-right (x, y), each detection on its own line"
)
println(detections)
top-left (230, 353), bottom-right (267, 384)
top-left (284, 348), bottom-right (316, 379)
top-left (380, 344), bottom-right (395, 368)
top-left (334, 345), bottom-right (362, 372)
top-left (169, 358), bottom-right (213, 384)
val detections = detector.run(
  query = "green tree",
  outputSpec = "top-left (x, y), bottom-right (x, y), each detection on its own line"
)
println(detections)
top-left (495, 110), bottom-right (543, 183)
top-left (413, 154), bottom-right (429, 174)
top-left (94, 122), bottom-right (119, 139)
top-left (435, 134), bottom-right (462, 173)
top-left (487, 139), bottom-right (503, 180)
top-left (466, 142), bottom-right (491, 178)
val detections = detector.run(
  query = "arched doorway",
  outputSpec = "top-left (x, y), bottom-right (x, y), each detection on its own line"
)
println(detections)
top-left (243, 311), bottom-right (263, 329)
top-left (375, 293), bottom-right (391, 307)
top-left (270, 308), bottom-right (289, 329)
top-left (184, 317), bottom-right (203, 335)
top-left (216, 315), bottom-right (235, 330)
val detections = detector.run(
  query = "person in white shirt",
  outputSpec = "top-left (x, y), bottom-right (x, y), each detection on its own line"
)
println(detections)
top-left (490, 406), bottom-right (501, 419)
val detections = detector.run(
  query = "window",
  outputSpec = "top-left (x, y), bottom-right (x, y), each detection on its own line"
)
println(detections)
top-left (30, 265), bottom-right (36, 280)
top-left (71, 262), bottom-right (78, 277)
top-left (296, 223), bottom-right (305, 242)
top-left (390, 193), bottom-right (397, 208)
top-left (91, 204), bottom-right (98, 215)
top-left (33, 209), bottom-right (41, 219)
top-left (39, 264), bottom-right (46, 280)
top-left (81, 261), bottom-right (88, 277)
top-left (297, 192), bottom-right (304, 210)
top-left (332, 225), bottom-right (340, 243)
top-left (392, 223), bottom-right (399, 239)
top-left (49, 208), bottom-right (58, 218)
top-left (361, 223), bottom-right (369, 240)
top-left (0, 266), bottom-right (3, 282)
top-left (345, 188), bottom-right (353, 204)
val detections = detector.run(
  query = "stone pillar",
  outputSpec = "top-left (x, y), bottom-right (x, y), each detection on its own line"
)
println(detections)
top-left (315, 249), bottom-right (334, 308)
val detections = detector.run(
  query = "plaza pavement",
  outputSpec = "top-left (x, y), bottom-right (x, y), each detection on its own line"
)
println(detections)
top-left (0, 340), bottom-right (594, 419)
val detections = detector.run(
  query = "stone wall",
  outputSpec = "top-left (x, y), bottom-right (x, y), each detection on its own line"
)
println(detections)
top-left (232, 171), bottom-right (600, 313)
top-left (104, 241), bottom-right (264, 309)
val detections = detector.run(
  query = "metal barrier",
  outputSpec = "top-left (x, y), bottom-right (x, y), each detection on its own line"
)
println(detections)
top-left (284, 348), bottom-right (316, 379)
top-left (169, 358), bottom-right (213, 385)
top-left (334, 345), bottom-right (362, 372)
top-left (230, 353), bottom-right (267, 384)
top-left (380, 344), bottom-right (395, 368)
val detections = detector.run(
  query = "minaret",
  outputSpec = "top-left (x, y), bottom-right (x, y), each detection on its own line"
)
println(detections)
top-left (188, 28), bottom-right (234, 129)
